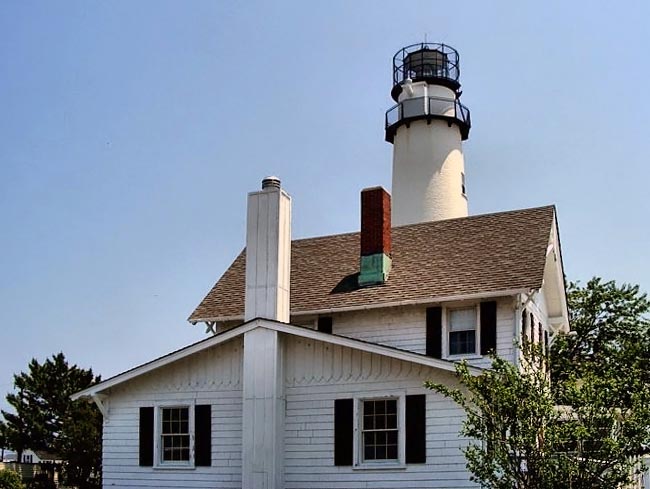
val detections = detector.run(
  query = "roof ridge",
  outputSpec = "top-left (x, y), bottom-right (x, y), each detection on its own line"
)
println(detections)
top-left (291, 204), bottom-right (556, 241)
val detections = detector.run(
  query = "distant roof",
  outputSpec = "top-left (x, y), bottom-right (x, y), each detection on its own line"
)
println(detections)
top-left (189, 206), bottom-right (556, 322)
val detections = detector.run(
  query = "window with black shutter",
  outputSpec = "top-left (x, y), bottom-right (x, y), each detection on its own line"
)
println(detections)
top-left (139, 404), bottom-right (212, 467)
top-left (334, 395), bottom-right (427, 466)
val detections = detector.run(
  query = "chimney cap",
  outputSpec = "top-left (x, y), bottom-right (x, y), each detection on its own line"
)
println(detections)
top-left (262, 176), bottom-right (281, 190)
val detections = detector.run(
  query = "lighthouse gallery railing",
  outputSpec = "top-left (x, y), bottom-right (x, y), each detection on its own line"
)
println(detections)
top-left (385, 96), bottom-right (471, 142)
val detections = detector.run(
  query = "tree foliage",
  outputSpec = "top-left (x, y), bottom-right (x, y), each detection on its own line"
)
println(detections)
top-left (0, 469), bottom-right (25, 489)
top-left (552, 278), bottom-right (650, 402)
top-left (426, 278), bottom-right (650, 488)
top-left (0, 353), bottom-right (102, 489)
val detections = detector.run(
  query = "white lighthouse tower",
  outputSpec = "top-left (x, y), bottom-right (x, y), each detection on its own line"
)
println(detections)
top-left (386, 43), bottom-right (471, 226)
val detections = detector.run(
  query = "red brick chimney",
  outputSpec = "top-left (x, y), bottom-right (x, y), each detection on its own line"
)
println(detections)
top-left (359, 187), bottom-right (392, 286)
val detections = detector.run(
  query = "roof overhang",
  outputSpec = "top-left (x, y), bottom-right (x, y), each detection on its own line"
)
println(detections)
top-left (73, 318), bottom-right (481, 400)
top-left (541, 211), bottom-right (570, 333)
top-left (189, 288), bottom-right (531, 325)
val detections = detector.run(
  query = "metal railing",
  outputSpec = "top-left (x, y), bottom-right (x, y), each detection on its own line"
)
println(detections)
top-left (385, 95), bottom-right (471, 141)
top-left (392, 43), bottom-right (461, 88)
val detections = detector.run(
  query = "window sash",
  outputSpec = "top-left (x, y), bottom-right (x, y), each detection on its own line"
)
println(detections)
top-left (159, 406), bottom-right (191, 464)
top-left (449, 330), bottom-right (476, 355)
top-left (447, 306), bottom-right (478, 355)
top-left (449, 307), bottom-right (477, 332)
top-left (361, 399), bottom-right (399, 462)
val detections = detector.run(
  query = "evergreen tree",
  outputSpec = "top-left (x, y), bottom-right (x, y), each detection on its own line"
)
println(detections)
top-left (0, 353), bottom-right (102, 488)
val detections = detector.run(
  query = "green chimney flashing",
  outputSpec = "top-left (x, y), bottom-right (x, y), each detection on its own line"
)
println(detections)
top-left (358, 253), bottom-right (392, 287)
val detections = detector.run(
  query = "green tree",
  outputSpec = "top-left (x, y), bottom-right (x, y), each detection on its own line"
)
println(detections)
top-left (552, 278), bottom-right (650, 404)
top-left (427, 278), bottom-right (650, 488)
top-left (0, 353), bottom-right (102, 489)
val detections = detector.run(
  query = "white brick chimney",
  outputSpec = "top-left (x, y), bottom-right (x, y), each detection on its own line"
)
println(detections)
top-left (244, 176), bottom-right (291, 322)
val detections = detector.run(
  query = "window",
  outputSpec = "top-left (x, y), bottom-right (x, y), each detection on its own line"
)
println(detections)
top-left (428, 302), bottom-right (496, 359)
top-left (334, 394), bottom-right (426, 467)
top-left (139, 404), bottom-right (212, 468)
top-left (160, 407), bottom-right (190, 463)
top-left (361, 399), bottom-right (399, 461)
top-left (448, 307), bottom-right (477, 355)
top-left (461, 172), bottom-right (466, 196)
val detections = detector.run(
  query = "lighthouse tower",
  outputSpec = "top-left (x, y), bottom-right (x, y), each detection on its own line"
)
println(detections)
top-left (385, 43), bottom-right (471, 226)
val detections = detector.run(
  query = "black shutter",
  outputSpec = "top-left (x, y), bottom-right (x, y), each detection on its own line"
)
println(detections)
top-left (139, 407), bottom-right (154, 466)
top-left (195, 404), bottom-right (212, 466)
top-left (334, 398), bottom-right (353, 466)
top-left (405, 394), bottom-right (426, 463)
top-left (480, 301), bottom-right (497, 355)
top-left (521, 309), bottom-right (528, 339)
top-left (318, 316), bottom-right (333, 334)
top-left (426, 307), bottom-right (442, 358)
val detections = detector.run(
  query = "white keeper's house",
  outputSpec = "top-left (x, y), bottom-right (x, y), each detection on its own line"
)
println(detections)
top-left (73, 43), bottom-right (569, 489)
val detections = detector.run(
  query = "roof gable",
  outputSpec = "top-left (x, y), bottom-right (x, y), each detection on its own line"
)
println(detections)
top-left (190, 206), bottom-right (557, 322)
top-left (72, 319), bottom-right (481, 400)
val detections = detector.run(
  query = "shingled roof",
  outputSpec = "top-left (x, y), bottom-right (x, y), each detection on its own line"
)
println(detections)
top-left (189, 206), bottom-right (556, 322)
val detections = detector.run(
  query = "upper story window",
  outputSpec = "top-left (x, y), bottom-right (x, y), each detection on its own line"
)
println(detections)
top-left (448, 307), bottom-right (477, 355)
top-left (426, 302), bottom-right (497, 359)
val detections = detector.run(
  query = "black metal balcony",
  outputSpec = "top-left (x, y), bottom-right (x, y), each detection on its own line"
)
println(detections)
top-left (391, 43), bottom-right (461, 101)
top-left (385, 96), bottom-right (471, 143)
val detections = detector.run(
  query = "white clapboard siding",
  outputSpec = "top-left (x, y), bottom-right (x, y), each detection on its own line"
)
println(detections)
top-left (332, 299), bottom-right (515, 369)
top-left (333, 306), bottom-right (427, 353)
top-left (102, 337), bottom-right (243, 489)
top-left (283, 335), bottom-right (478, 489)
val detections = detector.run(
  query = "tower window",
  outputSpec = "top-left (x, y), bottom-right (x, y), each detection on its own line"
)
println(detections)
top-left (461, 172), bottom-right (466, 196)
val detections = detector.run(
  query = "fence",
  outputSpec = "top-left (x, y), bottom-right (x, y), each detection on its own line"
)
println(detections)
top-left (0, 461), bottom-right (60, 487)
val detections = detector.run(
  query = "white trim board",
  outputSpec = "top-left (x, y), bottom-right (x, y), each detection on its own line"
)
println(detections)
top-left (72, 318), bottom-right (482, 400)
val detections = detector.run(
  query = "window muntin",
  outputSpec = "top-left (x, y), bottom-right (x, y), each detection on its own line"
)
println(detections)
top-left (361, 399), bottom-right (399, 461)
top-left (160, 407), bottom-right (190, 463)
top-left (449, 307), bottom-right (477, 355)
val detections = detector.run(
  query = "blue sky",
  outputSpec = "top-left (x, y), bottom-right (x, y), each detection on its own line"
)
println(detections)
top-left (1, 0), bottom-right (649, 411)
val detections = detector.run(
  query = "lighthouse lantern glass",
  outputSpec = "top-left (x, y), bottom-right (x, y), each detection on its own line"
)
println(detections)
top-left (404, 49), bottom-right (449, 79)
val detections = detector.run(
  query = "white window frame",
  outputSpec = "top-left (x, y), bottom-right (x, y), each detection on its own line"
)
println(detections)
top-left (352, 393), bottom-right (406, 470)
top-left (443, 305), bottom-right (481, 359)
top-left (153, 401), bottom-right (196, 469)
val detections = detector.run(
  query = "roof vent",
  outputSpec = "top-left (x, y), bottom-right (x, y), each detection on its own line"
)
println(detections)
top-left (262, 176), bottom-right (281, 190)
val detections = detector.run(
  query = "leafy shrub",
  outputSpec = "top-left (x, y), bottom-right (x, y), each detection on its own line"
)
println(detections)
top-left (0, 469), bottom-right (25, 489)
